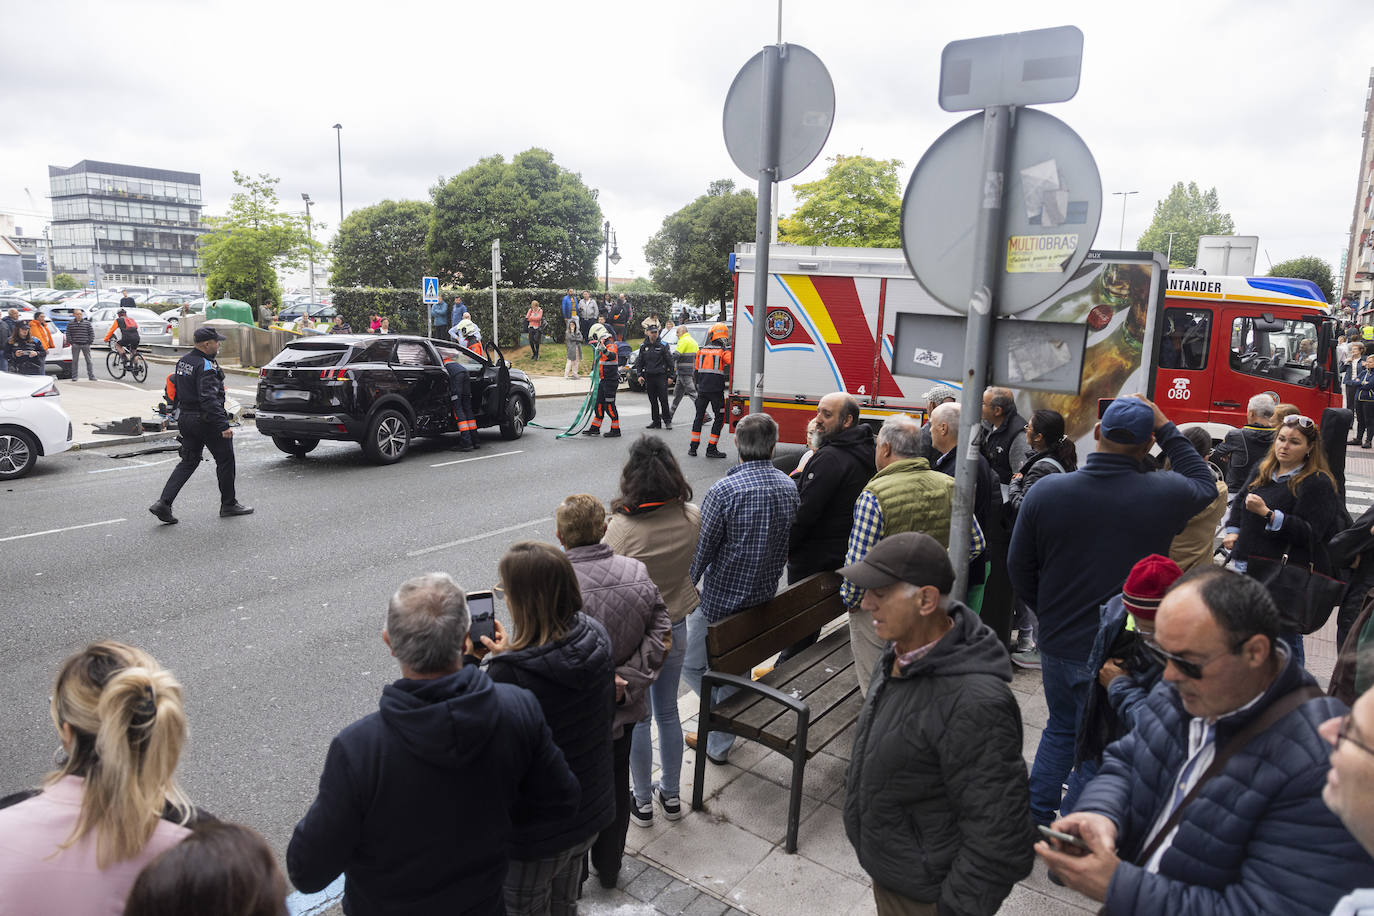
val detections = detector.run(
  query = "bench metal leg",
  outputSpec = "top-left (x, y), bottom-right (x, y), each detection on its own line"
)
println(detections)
top-left (784, 710), bottom-right (810, 854)
top-left (691, 678), bottom-right (717, 813)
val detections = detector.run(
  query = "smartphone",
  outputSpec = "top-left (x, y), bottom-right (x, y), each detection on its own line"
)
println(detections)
top-left (467, 591), bottom-right (496, 647)
top-left (1037, 824), bottom-right (1090, 852)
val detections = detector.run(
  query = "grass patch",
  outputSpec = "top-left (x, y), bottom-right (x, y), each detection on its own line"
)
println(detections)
top-left (503, 335), bottom-right (645, 376)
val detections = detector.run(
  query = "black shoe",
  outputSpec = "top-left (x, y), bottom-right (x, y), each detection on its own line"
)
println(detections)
top-left (220, 502), bottom-right (254, 517)
top-left (604, 429), bottom-right (622, 438)
top-left (687, 447), bottom-right (698, 457)
top-left (646, 422), bottom-right (662, 429)
top-left (663, 422), bottom-right (672, 430)
top-left (706, 446), bottom-right (727, 459)
top-left (582, 428), bottom-right (601, 436)
top-left (450, 441), bottom-right (474, 452)
top-left (149, 501), bottom-right (178, 525)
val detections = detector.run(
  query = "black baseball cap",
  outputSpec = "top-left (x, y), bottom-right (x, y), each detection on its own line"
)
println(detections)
top-left (194, 326), bottom-right (227, 342)
top-left (838, 531), bottom-right (955, 593)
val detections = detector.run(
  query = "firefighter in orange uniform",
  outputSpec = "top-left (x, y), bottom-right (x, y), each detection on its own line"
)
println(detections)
top-left (442, 354), bottom-right (479, 452)
top-left (689, 323), bottom-right (731, 458)
top-left (581, 328), bottom-right (623, 438)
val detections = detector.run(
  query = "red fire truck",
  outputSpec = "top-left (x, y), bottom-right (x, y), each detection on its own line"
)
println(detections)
top-left (725, 244), bottom-right (1342, 449)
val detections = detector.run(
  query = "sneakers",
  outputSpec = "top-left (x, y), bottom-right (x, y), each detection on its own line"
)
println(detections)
top-left (148, 501), bottom-right (178, 525)
top-left (655, 786), bottom-right (683, 821)
top-left (646, 422), bottom-right (662, 429)
top-left (630, 798), bottom-right (654, 828)
top-left (705, 445), bottom-right (727, 459)
top-left (1011, 648), bottom-right (1042, 669)
top-left (582, 427), bottom-right (601, 436)
top-left (220, 502), bottom-right (255, 518)
top-left (604, 429), bottom-right (622, 438)
top-left (1014, 634), bottom-right (1035, 654)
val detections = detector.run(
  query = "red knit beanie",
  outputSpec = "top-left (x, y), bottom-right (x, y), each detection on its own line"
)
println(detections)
top-left (1122, 554), bottom-right (1184, 621)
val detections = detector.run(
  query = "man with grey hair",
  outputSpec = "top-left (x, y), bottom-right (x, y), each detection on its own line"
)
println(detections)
top-left (842, 414), bottom-right (986, 694)
top-left (685, 412), bottom-right (799, 762)
top-left (917, 384), bottom-right (959, 459)
top-left (1210, 392), bottom-right (1277, 492)
top-left (288, 572), bottom-right (579, 915)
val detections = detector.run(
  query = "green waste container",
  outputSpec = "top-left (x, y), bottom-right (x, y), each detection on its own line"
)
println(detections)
top-left (205, 298), bottom-right (256, 326)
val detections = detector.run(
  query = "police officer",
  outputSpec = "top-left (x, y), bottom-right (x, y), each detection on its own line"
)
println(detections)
top-left (689, 323), bottom-right (731, 458)
top-left (149, 326), bottom-right (253, 524)
top-left (632, 319), bottom-right (675, 429)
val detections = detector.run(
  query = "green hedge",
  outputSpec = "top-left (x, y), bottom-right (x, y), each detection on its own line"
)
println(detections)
top-left (331, 287), bottom-right (675, 347)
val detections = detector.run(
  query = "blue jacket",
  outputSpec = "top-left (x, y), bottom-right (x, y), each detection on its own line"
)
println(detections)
top-left (1073, 652), bottom-right (1374, 916)
top-left (430, 301), bottom-right (450, 324)
top-left (1007, 422), bottom-right (1217, 661)
top-left (1073, 595), bottom-right (1161, 769)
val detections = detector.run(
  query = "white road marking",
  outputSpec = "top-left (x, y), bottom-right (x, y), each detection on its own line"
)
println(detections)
top-left (87, 457), bottom-right (177, 474)
top-left (0, 518), bottom-right (126, 543)
top-left (429, 449), bottom-right (523, 468)
top-left (406, 516), bottom-right (552, 557)
top-left (226, 387), bottom-right (256, 396)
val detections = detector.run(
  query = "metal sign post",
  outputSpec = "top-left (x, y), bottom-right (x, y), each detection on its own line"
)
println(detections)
top-left (422, 276), bottom-right (440, 338)
top-left (491, 239), bottom-right (501, 346)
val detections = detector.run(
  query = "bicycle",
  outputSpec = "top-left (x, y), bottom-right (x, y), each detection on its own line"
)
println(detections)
top-left (106, 345), bottom-right (148, 383)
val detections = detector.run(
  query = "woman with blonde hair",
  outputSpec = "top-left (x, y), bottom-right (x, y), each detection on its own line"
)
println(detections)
top-left (0, 641), bottom-right (206, 913)
top-left (1222, 414), bottom-right (1342, 667)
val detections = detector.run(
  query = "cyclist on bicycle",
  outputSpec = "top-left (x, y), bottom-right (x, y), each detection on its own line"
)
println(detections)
top-left (105, 308), bottom-right (141, 359)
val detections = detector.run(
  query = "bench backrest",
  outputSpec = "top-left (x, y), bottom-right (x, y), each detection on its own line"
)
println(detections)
top-left (705, 572), bottom-right (845, 675)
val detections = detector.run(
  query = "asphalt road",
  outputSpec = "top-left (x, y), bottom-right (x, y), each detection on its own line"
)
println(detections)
top-left (0, 392), bottom-right (768, 869)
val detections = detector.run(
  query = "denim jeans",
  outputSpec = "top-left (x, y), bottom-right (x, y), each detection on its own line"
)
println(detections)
top-left (631, 618), bottom-right (687, 803)
top-left (1029, 651), bottom-right (1094, 825)
top-left (682, 609), bottom-right (737, 760)
top-left (1279, 630), bottom-right (1305, 670)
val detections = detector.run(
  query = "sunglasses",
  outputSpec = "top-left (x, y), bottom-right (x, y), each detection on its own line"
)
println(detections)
top-left (1337, 715), bottom-right (1374, 759)
top-left (1281, 415), bottom-right (1315, 429)
top-left (1142, 639), bottom-right (1240, 680)
top-left (492, 584), bottom-right (505, 601)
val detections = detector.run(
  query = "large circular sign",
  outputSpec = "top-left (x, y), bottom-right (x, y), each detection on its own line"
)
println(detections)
top-left (900, 108), bottom-right (1102, 315)
top-left (723, 44), bottom-right (836, 182)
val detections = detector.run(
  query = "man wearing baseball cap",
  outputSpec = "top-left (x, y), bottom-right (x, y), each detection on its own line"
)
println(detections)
top-left (1008, 394), bottom-right (1217, 827)
top-left (841, 531), bottom-right (1034, 915)
top-left (150, 325), bottom-right (253, 523)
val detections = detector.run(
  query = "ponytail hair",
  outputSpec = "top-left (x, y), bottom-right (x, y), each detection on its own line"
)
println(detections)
top-left (48, 642), bottom-right (191, 868)
top-left (1031, 408), bottom-right (1078, 471)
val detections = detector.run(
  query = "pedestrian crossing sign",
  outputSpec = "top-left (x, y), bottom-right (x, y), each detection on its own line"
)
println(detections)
top-left (422, 277), bottom-right (440, 304)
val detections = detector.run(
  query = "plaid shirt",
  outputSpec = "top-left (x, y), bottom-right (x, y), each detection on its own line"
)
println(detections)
top-left (840, 490), bottom-right (987, 608)
top-left (690, 460), bottom-right (800, 622)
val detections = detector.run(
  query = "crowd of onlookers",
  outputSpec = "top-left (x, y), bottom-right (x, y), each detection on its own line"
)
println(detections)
top-left (5, 384), bottom-right (1374, 916)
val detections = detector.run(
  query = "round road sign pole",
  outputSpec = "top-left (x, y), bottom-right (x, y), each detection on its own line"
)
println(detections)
top-left (750, 44), bottom-right (783, 417)
top-left (950, 105), bottom-right (1011, 603)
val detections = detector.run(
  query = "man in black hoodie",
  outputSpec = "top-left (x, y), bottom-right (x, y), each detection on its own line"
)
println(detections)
top-left (288, 573), bottom-right (579, 916)
top-left (842, 532), bottom-right (1035, 915)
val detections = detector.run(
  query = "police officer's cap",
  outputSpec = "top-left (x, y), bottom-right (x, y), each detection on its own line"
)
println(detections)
top-left (194, 326), bottom-right (227, 342)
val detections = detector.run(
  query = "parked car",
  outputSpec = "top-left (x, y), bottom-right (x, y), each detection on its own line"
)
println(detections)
top-left (88, 307), bottom-right (174, 348)
top-left (0, 372), bottom-right (73, 479)
top-left (277, 302), bottom-right (337, 322)
top-left (254, 334), bottom-right (536, 463)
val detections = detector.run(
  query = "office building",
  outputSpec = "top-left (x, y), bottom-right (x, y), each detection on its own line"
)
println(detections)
top-left (1343, 68), bottom-right (1374, 317)
top-left (48, 160), bottom-right (206, 290)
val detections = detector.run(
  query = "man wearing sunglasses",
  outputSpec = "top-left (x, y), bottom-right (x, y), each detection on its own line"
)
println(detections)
top-left (1321, 683), bottom-right (1374, 915)
top-left (1036, 566), bottom-right (1374, 915)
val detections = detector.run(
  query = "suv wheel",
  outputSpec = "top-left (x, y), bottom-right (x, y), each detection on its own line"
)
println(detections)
top-left (0, 428), bottom-right (39, 480)
top-left (499, 393), bottom-right (527, 440)
top-left (364, 408), bottom-right (411, 464)
top-left (272, 435), bottom-right (320, 457)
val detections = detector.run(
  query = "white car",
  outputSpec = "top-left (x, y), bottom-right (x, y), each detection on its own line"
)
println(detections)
top-left (88, 307), bottom-right (174, 348)
top-left (0, 372), bottom-right (73, 479)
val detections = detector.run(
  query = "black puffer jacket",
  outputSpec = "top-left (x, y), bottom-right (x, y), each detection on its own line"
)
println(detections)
top-left (486, 613), bottom-right (616, 859)
top-left (844, 604), bottom-right (1035, 915)
top-left (1211, 425), bottom-right (1275, 490)
top-left (788, 424), bottom-right (876, 579)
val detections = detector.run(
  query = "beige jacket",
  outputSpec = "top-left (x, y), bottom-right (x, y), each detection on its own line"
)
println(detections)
top-left (1171, 473), bottom-right (1229, 572)
top-left (604, 500), bottom-right (701, 623)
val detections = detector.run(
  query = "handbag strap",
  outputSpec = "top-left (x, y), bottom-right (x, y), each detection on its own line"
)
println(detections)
top-left (1134, 683), bottom-right (1324, 865)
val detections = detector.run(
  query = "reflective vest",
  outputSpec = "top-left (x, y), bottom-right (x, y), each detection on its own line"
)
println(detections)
top-left (694, 345), bottom-right (730, 393)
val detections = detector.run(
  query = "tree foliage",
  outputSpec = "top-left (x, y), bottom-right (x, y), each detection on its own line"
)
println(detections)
top-left (1136, 182), bottom-right (1235, 268)
top-left (1269, 256), bottom-right (1334, 303)
top-left (644, 180), bottom-right (756, 315)
top-left (329, 199), bottom-right (432, 289)
top-left (427, 149), bottom-right (602, 289)
top-left (198, 171), bottom-right (321, 306)
top-left (616, 276), bottom-right (659, 294)
top-left (52, 273), bottom-right (79, 290)
top-left (778, 154), bottom-right (903, 248)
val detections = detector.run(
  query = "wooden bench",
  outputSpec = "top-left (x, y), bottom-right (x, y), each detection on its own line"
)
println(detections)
top-left (690, 572), bottom-right (862, 853)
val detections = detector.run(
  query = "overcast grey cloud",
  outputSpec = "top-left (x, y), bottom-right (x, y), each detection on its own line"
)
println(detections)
top-left (2, 0), bottom-right (1370, 288)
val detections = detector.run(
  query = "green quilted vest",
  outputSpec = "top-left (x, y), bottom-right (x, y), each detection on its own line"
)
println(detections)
top-left (864, 457), bottom-right (954, 548)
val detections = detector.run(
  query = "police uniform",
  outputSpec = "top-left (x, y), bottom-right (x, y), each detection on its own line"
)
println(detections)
top-left (632, 324), bottom-right (675, 428)
top-left (582, 334), bottom-right (622, 438)
top-left (689, 324), bottom-right (731, 458)
top-left (444, 357), bottom-right (479, 451)
top-left (149, 326), bottom-right (252, 523)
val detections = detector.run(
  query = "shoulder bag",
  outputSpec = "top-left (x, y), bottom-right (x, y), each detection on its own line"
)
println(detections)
top-left (1248, 519), bottom-right (1348, 635)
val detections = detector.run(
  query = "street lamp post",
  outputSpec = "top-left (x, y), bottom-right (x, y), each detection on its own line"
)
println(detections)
top-left (332, 124), bottom-right (343, 224)
top-left (302, 193), bottom-right (315, 307)
top-left (603, 219), bottom-right (620, 293)
top-left (42, 226), bottom-right (52, 287)
top-left (1112, 190), bottom-right (1139, 249)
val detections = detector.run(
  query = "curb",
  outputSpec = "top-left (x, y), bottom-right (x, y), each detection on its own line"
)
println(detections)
top-left (73, 429), bottom-right (181, 450)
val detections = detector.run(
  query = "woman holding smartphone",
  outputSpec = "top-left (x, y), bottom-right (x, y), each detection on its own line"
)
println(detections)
top-left (475, 542), bottom-right (616, 914)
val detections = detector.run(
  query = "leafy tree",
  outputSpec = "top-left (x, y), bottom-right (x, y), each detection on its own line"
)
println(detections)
top-left (778, 154), bottom-right (903, 247)
top-left (616, 276), bottom-right (659, 294)
top-left (428, 149), bottom-right (602, 288)
top-left (644, 180), bottom-right (756, 318)
top-left (1269, 256), bottom-right (1334, 303)
top-left (198, 171), bottom-right (321, 307)
top-left (329, 200), bottom-right (432, 288)
top-left (52, 273), bottom-right (79, 290)
top-left (1136, 182), bottom-right (1235, 268)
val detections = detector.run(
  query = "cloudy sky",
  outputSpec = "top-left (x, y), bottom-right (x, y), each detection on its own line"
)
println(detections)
top-left (2, 0), bottom-right (1370, 290)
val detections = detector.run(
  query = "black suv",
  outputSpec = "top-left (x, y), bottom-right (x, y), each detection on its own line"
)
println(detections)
top-left (254, 334), bottom-right (536, 464)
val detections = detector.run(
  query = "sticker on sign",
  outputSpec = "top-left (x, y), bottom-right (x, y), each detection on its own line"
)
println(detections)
top-left (912, 348), bottom-right (945, 369)
top-left (1006, 234), bottom-right (1078, 273)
